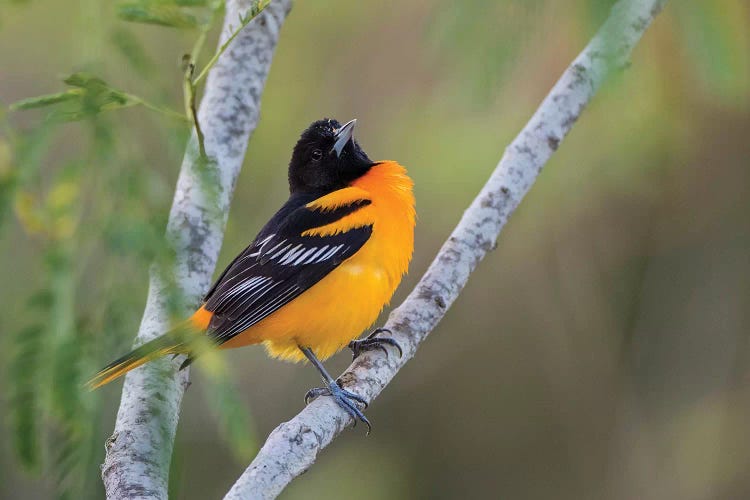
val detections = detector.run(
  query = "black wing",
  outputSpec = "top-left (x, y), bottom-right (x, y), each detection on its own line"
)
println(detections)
top-left (203, 192), bottom-right (372, 343)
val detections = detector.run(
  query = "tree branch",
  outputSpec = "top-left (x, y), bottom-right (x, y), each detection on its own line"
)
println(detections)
top-left (101, 1), bottom-right (292, 498)
top-left (223, 0), bottom-right (667, 498)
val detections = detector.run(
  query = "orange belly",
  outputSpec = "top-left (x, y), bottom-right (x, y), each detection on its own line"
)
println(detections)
top-left (220, 254), bottom-right (394, 361)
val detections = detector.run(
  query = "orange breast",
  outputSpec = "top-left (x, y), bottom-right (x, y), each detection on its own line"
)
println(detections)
top-left (219, 161), bottom-right (415, 362)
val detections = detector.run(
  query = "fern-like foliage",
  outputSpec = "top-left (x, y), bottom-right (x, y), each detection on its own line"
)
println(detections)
top-left (2, 0), bottom-right (270, 497)
top-left (8, 323), bottom-right (46, 470)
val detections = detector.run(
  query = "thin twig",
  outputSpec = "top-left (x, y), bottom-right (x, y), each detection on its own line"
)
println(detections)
top-left (183, 1), bottom-right (270, 160)
top-left (183, 62), bottom-right (207, 159)
top-left (121, 93), bottom-right (189, 122)
top-left (193, 0), bottom-right (272, 86)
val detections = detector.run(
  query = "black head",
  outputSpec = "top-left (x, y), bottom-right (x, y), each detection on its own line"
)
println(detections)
top-left (288, 118), bottom-right (375, 194)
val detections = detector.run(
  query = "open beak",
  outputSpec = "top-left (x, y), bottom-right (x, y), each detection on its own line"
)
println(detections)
top-left (332, 118), bottom-right (357, 158)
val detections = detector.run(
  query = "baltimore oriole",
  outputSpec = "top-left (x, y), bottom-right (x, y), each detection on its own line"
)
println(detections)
top-left (88, 118), bottom-right (415, 429)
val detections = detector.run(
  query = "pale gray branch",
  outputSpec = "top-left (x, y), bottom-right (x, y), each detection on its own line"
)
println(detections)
top-left (101, 1), bottom-right (292, 498)
top-left (224, 0), bottom-right (667, 498)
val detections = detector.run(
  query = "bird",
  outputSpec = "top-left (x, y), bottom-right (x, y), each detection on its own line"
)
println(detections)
top-left (88, 118), bottom-right (415, 431)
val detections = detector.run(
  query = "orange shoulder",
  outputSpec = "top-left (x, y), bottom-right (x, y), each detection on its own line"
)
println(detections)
top-left (301, 161), bottom-right (414, 238)
top-left (305, 186), bottom-right (371, 212)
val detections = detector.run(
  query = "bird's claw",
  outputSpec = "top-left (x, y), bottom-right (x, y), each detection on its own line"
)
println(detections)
top-left (303, 386), bottom-right (329, 405)
top-left (348, 328), bottom-right (403, 360)
top-left (304, 380), bottom-right (371, 434)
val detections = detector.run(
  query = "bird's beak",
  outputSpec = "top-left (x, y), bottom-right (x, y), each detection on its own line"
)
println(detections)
top-left (332, 118), bottom-right (357, 158)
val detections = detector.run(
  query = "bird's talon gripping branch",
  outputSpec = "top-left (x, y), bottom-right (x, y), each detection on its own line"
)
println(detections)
top-left (348, 327), bottom-right (403, 359)
top-left (300, 346), bottom-right (371, 433)
top-left (332, 383), bottom-right (371, 433)
top-left (303, 381), bottom-right (370, 430)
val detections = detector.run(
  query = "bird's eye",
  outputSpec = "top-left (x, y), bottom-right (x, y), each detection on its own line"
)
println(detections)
top-left (311, 149), bottom-right (323, 161)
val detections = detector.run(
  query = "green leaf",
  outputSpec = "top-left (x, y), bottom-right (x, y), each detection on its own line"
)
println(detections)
top-left (62, 72), bottom-right (106, 89)
top-left (9, 91), bottom-right (79, 111)
top-left (118, 3), bottom-right (201, 29)
top-left (10, 73), bottom-right (140, 122)
top-left (49, 316), bottom-right (99, 498)
top-left (63, 73), bottom-right (129, 104)
top-left (8, 325), bottom-right (45, 470)
top-left (173, 0), bottom-right (210, 6)
top-left (56, 72), bottom-right (136, 121)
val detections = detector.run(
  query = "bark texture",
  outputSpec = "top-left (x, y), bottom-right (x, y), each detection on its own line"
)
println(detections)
top-left (223, 0), bottom-right (668, 498)
top-left (101, 1), bottom-right (293, 498)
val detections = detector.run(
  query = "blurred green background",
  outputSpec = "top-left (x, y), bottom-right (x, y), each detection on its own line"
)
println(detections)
top-left (1, 0), bottom-right (749, 498)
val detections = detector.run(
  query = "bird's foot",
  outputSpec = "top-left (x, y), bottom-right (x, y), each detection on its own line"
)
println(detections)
top-left (348, 328), bottom-right (403, 360)
top-left (304, 380), bottom-right (371, 434)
